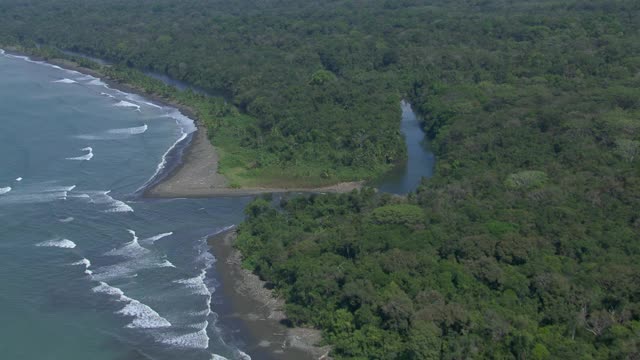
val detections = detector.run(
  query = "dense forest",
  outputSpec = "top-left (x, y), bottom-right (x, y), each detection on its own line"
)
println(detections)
top-left (1, 0), bottom-right (640, 358)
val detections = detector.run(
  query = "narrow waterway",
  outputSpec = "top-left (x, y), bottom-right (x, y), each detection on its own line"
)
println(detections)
top-left (61, 49), bottom-right (227, 99)
top-left (373, 100), bottom-right (436, 194)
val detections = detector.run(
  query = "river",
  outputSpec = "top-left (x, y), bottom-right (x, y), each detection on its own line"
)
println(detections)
top-left (373, 100), bottom-right (436, 193)
top-left (0, 49), bottom-right (433, 360)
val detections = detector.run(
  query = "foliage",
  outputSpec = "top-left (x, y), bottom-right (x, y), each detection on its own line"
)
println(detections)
top-left (1, 0), bottom-right (640, 358)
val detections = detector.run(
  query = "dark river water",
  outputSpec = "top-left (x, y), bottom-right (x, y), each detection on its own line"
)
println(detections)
top-left (373, 100), bottom-right (436, 194)
top-left (0, 48), bottom-right (433, 360)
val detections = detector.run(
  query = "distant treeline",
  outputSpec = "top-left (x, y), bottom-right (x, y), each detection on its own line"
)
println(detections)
top-left (1, 0), bottom-right (640, 359)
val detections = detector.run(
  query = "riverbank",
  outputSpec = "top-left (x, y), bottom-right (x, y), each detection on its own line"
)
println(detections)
top-left (209, 228), bottom-right (332, 360)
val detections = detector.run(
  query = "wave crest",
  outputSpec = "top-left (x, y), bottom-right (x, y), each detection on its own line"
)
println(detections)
top-left (53, 78), bottom-right (77, 84)
top-left (36, 238), bottom-right (76, 249)
top-left (66, 147), bottom-right (93, 161)
top-left (107, 124), bottom-right (148, 135)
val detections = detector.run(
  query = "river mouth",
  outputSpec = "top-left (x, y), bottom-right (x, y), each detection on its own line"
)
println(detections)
top-left (372, 100), bottom-right (435, 194)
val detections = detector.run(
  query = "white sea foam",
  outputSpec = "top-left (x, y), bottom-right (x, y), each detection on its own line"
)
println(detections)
top-left (157, 259), bottom-right (176, 268)
top-left (211, 356), bottom-right (230, 360)
top-left (105, 230), bottom-right (149, 258)
top-left (185, 320), bottom-right (209, 330)
top-left (2, 52), bottom-right (74, 76)
top-left (117, 299), bottom-right (172, 329)
top-left (0, 183), bottom-right (72, 204)
top-left (59, 216), bottom-right (75, 223)
top-left (92, 281), bottom-right (171, 329)
top-left (78, 190), bottom-right (133, 213)
top-left (212, 225), bottom-right (236, 236)
top-left (71, 258), bottom-right (91, 267)
top-left (0, 187), bottom-right (11, 195)
top-left (143, 101), bottom-right (163, 109)
top-left (114, 101), bottom-right (141, 110)
top-left (0, 49), bottom-right (4, 55)
top-left (77, 124), bottom-right (147, 140)
top-left (15, 177), bottom-right (22, 182)
top-left (77, 75), bottom-right (95, 81)
top-left (36, 238), bottom-right (76, 249)
top-left (160, 328), bottom-right (209, 349)
top-left (92, 282), bottom-right (125, 297)
top-left (166, 109), bottom-right (197, 134)
top-left (135, 109), bottom-right (197, 193)
top-left (71, 258), bottom-right (92, 275)
top-left (174, 271), bottom-right (210, 296)
top-left (88, 79), bottom-right (106, 86)
top-left (107, 124), bottom-right (148, 135)
top-left (13, 192), bottom-right (67, 203)
top-left (141, 232), bottom-right (173, 244)
top-left (94, 230), bottom-right (174, 281)
top-left (100, 92), bottom-right (115, 99)
top-left (190, 309), bottom-right (211, 317)
top-left (91, 263), bottom-right (138, 281)
top-left (5, 54), bottom-right (29, 61)
top-left (235, 350), bottom-right (252, 360)
top-left (53, 78), bottom-right (77, 84)
top-left (66, 147), bottom-right (93, 161)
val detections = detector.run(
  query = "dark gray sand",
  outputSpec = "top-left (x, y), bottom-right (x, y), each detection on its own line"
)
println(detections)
top-left (145, 124), bottom-right (364, 197)
top-left (209, 230), bottom-right (332, 360)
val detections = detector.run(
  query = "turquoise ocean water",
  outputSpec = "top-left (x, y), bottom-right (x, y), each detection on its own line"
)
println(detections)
top-left (0, 49), bottom-right (433, 360)
top-left (0, 50), bottom-right (253, 360)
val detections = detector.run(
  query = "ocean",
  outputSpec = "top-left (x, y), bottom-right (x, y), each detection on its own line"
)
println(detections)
top-left (0, 50), bottom-right (253, 360)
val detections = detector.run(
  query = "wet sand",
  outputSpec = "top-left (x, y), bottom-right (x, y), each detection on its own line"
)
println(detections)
top-left (4, 48), bottom-right (337, 359)
top-left (143, 123), bottom-right (363, 197)
top-left (209, 229), bottom-right (332, 360)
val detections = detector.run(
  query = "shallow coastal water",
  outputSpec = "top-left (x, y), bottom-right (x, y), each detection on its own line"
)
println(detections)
top-left (373, 100), bottom-right (435, 193)
top-left (0, 51), bottom-right (253, 360)
top-left (0, 48), bottom-right (435, 360)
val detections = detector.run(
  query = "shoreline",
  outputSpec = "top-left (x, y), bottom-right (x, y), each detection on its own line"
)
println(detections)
top-left (2, 47), bottom-right (364, 198)
top-left (2, 47), bottom-right (336, 358)
top-left (209, 228), bottom-right (331, 360)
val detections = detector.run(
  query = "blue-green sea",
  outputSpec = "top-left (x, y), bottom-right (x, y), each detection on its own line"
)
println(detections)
top-left (0, 50), bottom-right (253, 360)
top-left (0, 48), bottom-right (434, 360)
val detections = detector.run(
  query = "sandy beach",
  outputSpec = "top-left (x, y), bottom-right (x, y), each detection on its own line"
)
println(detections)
top-left (209, 229), bottom-right (332, 360)
top-left (3, 48), bottom-right (338, 359)
top-left (143, 121), bottom-right (364, 197)
top-left (1, 47), bottom-right (363, 198)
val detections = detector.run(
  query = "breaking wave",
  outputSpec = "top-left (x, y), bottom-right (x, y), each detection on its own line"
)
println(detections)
top-left (159, 328), bottom-right (209, 349)
top-left (118, 299), bottom-right (172, 329)
top-left (71, 258), bottom-right (92, 275)
top-left (0, 183), bottom-right (76, 204)
top-left (104, 230), bottom-right (150, 258)
top-left (66, 147), bottom-right (93, 161)
top-left (36, 238), bottom-right (76, 249)
top-left (73, 190), bottom-right (133, 213)
top-left (92, 281), bottom-right (172, 329)
top-left (135, 109), bottom-right (196, 193)
top-left (53, 78), bottom-right (77, 84)
top-left (88, 79), bottom-right (106, 86)
top-left (107, 124), bottom-right (148, 135)
top-left (114, 101), bottom-right (140, 111)
top-left (174, 271), bottom-right (210, 296)
top-left (141, 232), bottom-right (173, 245)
